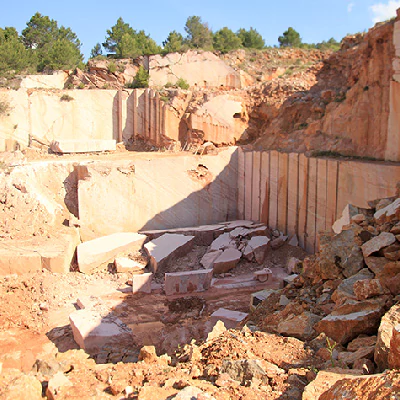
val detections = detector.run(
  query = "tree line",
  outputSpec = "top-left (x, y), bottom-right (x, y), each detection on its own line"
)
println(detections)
top-left (0, 13), bottom-right (341, 77)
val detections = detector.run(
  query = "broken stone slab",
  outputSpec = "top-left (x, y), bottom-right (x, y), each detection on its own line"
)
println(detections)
top-left (243, 236), bottom-right (270, 264)
top-left (254, 268), bottom-right (272, 282)
top-left (209, 232), bottom-right (236, 252)
top-left (200, 250), bottom-right (223, 269)
top-left (331, 268), bottom-right (374, 305)
top-left (314, 300), bottom-right (384, 344)
top-left (141, 223), bottom-right (224, 246)
top-left (114, 257), bottom-right (146, 274)
top-left (361, 232), bottom-right (396, 258)
top-left (332, 204), bottom-right (360, 234)
top-left (50, 139), bottom-right (117, 154)
top-left (164, 269), bottom-right (213, 296)
top-left (212, 248), bottom-right (242, 274)
top-left (132, 273), bottom-right (153, 294)
top-left (77, 232), bottom-right (147, 274)
top-left (229, 227), bottom-right (250, 238)
top-left (144, 233), bottom-right (195, 274)
top-left (221, 220), bottom-right (256, 231)
top-left (250, 289), bottom-right (276, 311)
top-left (374, 304), bottom-right (400, 371)
top-left (376, 261), bottom-right (400, 295)
top-left (69, 309), bottom-right (134, 356)
top-left (374, 198), bottom-right (400, 224)
top-left (210, 308), bottom-right (248, 330)
top-left (270, 236), bottom-right (287, 250)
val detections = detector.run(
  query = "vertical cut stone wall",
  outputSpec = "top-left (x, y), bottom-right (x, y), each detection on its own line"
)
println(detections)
top-left (238, 149), bottom-right (400, 253)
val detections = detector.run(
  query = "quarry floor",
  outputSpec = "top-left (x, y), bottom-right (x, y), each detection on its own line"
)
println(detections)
top-left (0, 241), bottom-right (306, 374)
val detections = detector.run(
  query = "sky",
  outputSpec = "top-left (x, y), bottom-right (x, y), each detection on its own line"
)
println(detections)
top-left (1, 0), bottom-right (400, 59)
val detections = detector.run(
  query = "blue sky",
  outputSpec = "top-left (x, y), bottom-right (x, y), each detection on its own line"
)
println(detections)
top-left (1, 0), bottom-right (399, 59)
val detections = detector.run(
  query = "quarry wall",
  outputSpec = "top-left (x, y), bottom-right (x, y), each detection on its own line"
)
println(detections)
top-left (76, 147), bottom-right (239, 241)
top-left (238, 149), bottom-right (400, 253)
top-left (0, 88), bottom-right (172, 151)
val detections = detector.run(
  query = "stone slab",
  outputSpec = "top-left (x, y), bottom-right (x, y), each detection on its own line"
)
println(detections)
top-left (0, 230), bottom-right (80, 275)
top-left (164, 269), bottom-right (213, 296)
top-left (132, 272), bottom-right (153, 294)
top-left (50, 139), bottom-right (116, 154)
top-left (69, 309), bottom-right (133, 355)
top-left (200, 250), bottom-right (223, 269)
top-left (144, 233), bottom-right (195, 274)
top-left (213, 248), bottom-right (242, 274)
top-left (250, 289), bottom-right (276, 311)
top-left (210, 308), bottom-right (248, 330)
top-left (77, 232), bottom-right (147, 274)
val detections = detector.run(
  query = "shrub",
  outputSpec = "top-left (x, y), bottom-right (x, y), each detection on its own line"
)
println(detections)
top-left (0, 99), bottom-right (11, 116)
top-left (60, 94), bottom-right (74, 102)
top-left (176, 77), bottom-right (189, 90)
top-left (108, 61), bottom-right (117, 74)
top-left (128, 66), bottom-right (149, 88)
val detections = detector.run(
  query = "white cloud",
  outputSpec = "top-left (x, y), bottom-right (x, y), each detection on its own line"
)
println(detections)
top-left (370, 0), bottom-right (400, 23)
top-left (348, 2), bottom-right (355, 12)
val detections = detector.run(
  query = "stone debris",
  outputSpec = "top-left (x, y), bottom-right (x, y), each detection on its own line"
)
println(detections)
top-left (206, 320), bottom-right (227, 342)
top-left (361, 232), bottom-right (396, 258)
top-left (210, 308), bottom-right (248, 330)
top-left (374, 197), bottom-right (400, 223)
top-left (332, 204), bottom-right (360, 234)
top-left (77, 232), bottom-right (147, 274)
top-left (164, 269), bottom-right (213, 296)
top-left (144, 233), bottom-right (195, 274)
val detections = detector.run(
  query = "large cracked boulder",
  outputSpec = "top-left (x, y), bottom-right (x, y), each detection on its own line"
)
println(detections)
top-left (314, 299), bottom-right (385, 344)
top-left (303, 369), bottom-right (400, 400)
top-left (374, 304), bottom-right (400, 371)
top-left (311, 227), bottom-right (364, 280)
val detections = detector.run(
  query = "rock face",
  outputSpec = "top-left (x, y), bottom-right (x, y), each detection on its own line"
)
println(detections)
top-left (148, 50), bottom-right (244, 89)
top-left (77, 232), bottom-right (147, 274)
